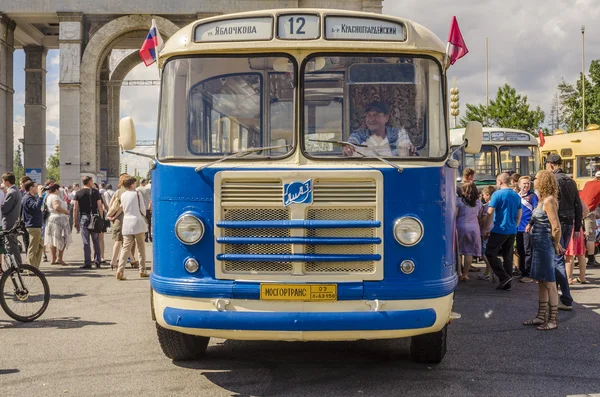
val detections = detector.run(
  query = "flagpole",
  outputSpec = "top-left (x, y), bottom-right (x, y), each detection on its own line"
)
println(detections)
top-left (581, 25), bottom-right (585, 131)
top-left (485, 37), bottom-right (489, 126)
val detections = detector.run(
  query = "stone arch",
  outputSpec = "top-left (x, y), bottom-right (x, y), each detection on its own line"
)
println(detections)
top-left (106, 50), bottom-right (146, 182)
top-left (80, 14), bottom-right (178, 174)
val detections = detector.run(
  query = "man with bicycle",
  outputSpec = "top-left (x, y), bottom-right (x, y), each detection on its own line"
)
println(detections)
top-left (1, 172), bottom-right (23, 267)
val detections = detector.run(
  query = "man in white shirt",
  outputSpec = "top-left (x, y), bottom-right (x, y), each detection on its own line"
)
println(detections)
top-left (343, 101), bottom-right (416, 157)
top-left (103, 184), bottom-right (115, 209)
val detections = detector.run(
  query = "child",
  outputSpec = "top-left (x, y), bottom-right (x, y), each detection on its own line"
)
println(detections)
top-left (478, 185), bottom-right (496, 281)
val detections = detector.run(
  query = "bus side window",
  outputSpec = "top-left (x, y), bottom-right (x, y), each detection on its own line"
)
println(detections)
top-left (564, 159), bottom-right (574, 176)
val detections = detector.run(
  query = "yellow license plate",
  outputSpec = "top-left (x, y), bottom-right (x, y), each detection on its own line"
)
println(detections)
top-left (260, 284), bottom-right (337, 301)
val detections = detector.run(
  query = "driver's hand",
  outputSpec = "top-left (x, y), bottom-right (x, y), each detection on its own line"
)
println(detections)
top-left (343, 145), bottom-right (356, 156)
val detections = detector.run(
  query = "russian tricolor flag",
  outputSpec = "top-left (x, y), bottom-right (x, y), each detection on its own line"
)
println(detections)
top-left (139, 19), bottom-right (164, 67)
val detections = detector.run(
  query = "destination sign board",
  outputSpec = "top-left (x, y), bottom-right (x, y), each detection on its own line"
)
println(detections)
top-left (278, 14), bottom-right (320, 39)
top-left (325, 16), bottom-right (406, 41)
top-left (505, 132), bottom-right (532, 142)
top-left (195, 17), bottom-right (273, 42)
top-left (490, 131), bottom-right (504, 141)
top-left (482, 131), bottom-right (532, 142)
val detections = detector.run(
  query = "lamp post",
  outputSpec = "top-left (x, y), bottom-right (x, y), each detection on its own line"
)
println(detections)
top-left (582, 25), bottom-right (585, 131)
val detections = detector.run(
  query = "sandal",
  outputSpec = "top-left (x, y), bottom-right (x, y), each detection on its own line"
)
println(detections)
top-left (537, 305), bottom-right (558, 331)
top-left (577, 278), bottom-right (590, 284)
top-left (523, 301), bottom-right (548, 326)
top-left (116, 272), bottom-right (127, 281)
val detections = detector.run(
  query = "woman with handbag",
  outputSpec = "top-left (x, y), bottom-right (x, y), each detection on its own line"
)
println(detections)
top-left (115, 176), bottom-right (149, 280)
top-left (44, 184), bottom-right (72, 265)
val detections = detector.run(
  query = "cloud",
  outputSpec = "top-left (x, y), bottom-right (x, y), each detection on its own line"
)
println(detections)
top-left (383, 0), bottom-right (600, 128)
top-left (119, 62), bottom-right (160, 138)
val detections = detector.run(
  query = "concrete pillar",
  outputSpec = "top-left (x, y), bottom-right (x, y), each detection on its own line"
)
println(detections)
top-left (0, 14), bottom-right (16, 175)
top-left (23, 45), bottom-right (48, 182)
top-left (58, 13), bottom-right (83, 187)
top-left (98, 56), bottom-right (109, 184)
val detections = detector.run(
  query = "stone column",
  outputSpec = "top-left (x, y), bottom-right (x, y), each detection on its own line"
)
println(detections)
top-left (98, 56), bottom-right (109, 184)
top-left (0, 14), bottom-right (16, 175)
top-left (58, 13), bottom-right (84, 187)
top-left (106, 80), bottom-right (121, 186)
top-left (23, 46), bottom-right (48, 182)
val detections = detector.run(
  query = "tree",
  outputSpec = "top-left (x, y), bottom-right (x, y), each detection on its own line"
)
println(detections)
top-left (556, 58), bottom-right (600, 132)
top-left (548, 91), bottom-right (562, 132)
top-left (13, 145), bottom-right (24, 181)
top-left (47, 143), bottom-right (60, 183)
top-left (459, 84), bottom-right (545, 131)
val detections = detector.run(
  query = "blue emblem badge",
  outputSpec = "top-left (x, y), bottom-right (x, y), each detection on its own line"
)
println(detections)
top-left (283, 179), bottom-right (313, 206)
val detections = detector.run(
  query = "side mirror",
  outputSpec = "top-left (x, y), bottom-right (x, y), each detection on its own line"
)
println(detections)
top-left (463, 121), bottom-right (483, 154)
top-left (119, 117), bottom-right (137, 151)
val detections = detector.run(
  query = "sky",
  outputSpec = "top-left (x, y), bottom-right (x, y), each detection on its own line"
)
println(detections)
top-left (12, 0), bottom-right (599, 173)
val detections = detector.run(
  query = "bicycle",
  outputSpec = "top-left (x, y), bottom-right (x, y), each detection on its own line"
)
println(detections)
top-left (0, 224), bottom-right (50, 322)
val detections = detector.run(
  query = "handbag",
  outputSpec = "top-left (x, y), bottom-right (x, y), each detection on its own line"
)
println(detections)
top-left (106, 193), bottom-right (122, 219)
top-left (137, 192), bottom-right (149, 226)
top-left (87, 189), bottom-right (104, 234)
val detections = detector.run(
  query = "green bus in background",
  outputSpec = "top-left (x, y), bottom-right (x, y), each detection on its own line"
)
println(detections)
top-left (450, 127), bottom-right (540, 187)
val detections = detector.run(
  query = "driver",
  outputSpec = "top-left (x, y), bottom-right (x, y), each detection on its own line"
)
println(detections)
top-left (343, 101), bottom-right (416, 157)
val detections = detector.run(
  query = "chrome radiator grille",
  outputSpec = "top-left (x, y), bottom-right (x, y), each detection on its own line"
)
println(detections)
top-left (215, 175), bottom-right (382, 279)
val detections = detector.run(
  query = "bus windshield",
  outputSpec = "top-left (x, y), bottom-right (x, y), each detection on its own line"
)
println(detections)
top-left (499, 146), bottom-right (539, 176)
top-left (464, 146), bottom-right (497, 182)
top-left (158, 56), bottom-right (296, 159)
top-left (302, 55), bottom-right (446, 159)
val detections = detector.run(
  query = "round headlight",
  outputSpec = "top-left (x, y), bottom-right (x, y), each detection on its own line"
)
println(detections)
top-left (394, 217), bottom-right (424, 246)
top-left (184, 258), bottom-right (200, 274)
top-left (175, 215), bottom-right (204, 245)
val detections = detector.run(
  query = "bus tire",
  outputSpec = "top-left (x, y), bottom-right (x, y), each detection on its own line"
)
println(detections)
top-left (410, 325), bottom-right (447, 364)
top-left (156, 323), bottom-right (210, 361)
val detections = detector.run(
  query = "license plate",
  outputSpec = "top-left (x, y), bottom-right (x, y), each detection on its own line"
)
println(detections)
top-left (260, 284), bottom-right (337, 301)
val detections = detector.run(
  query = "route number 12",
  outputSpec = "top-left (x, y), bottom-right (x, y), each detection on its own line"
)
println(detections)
top-left (288, 16), bottom-right (306, 35)
top-left (278, 15), bottom-right (319, 40)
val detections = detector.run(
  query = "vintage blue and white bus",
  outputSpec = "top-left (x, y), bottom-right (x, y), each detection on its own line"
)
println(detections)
top-left (120, 9), bottom-right (482, 363)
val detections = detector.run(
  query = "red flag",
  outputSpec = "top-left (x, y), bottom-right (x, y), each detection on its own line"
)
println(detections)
top-left (447, 16), bottom-right (469, 65)
top-left (538, 129), bottom-right (545, 147)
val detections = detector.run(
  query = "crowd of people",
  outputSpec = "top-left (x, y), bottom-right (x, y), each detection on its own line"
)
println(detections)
top-left (0, 172), bottom-right (153, 281)
top-left (456, 154), bottom-right (600, 331)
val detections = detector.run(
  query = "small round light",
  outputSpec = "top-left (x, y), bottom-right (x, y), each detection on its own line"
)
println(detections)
top-left (400, 260), bottom-right (415, 274)
top-left (394, 217), bottom-right (424, 246)
top-left (184, 258), bottom-right (200, 274)
top-left (175, 215), bottom-right (204, 245)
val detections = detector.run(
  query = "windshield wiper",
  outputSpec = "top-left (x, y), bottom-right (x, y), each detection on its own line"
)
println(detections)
top-left (308, 139), bottom-right (403, 173)
top-left (195, 144), bottom-right (291, 173)
top-left (309, 139), bottom-right (368, 148)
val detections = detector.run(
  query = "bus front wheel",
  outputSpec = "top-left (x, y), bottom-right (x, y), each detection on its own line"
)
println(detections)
top-left (410, 325), bottom-right (447, 364)
top-left (156, 323), bottom-right (210, 361)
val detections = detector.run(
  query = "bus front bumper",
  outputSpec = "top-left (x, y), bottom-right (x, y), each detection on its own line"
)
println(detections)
top-left (153, 292), bottom-right (454, 341)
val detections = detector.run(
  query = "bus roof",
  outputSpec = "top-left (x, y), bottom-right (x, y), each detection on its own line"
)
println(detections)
top-left (159, 9), bottom-right (446, 64)
top-left (450, 127), bottom-right (537, 147)
top-left (540, 129), bottom-right (600, 156)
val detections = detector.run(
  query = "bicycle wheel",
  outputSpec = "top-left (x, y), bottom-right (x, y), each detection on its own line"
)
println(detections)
top-left (0, 264), bottom-right (50, 322)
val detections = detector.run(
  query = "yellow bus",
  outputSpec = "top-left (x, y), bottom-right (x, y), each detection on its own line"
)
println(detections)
top-left (541, 125), bottom-right (600, 189)
top-left (120, 8), bottom-right (481, 364)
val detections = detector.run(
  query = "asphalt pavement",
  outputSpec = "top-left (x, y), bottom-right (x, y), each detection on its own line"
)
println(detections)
top-left (1, 235), bottom-right (600, 397)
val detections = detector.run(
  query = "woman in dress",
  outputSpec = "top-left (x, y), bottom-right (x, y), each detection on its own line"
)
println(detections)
top-left (44, 184), bottom-right (72, 265)
top-left (115, 176), bottom-right (149, 280)
top-left (523, 170), bottom-right (563, 331)
top-left (456, 182), bottom-right (482, 280)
